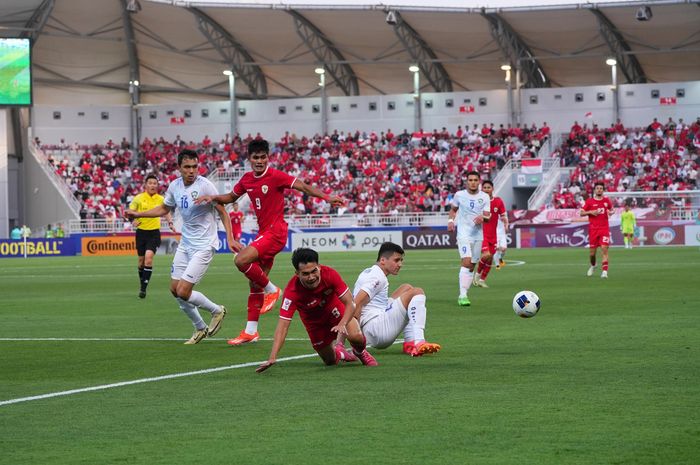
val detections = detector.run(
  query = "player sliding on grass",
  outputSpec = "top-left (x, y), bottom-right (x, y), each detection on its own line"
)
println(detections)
top-left (256, 248), bottom-right (377, 372)
top-left (125, 150), bottom-right (233, 344)
top-left (195, 139), bottom-right (345, 347)
top-left (352, 242), bottom-right (441, 357)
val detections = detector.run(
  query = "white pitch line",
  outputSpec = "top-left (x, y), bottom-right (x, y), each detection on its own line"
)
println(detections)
top-left (0, 337), bottom-right (307, 342)
top-left (0, 353), bottom-right (317, 407)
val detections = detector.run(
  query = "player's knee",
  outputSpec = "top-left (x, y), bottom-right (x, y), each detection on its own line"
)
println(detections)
top-left (411, 287), bottom-right (425, 297)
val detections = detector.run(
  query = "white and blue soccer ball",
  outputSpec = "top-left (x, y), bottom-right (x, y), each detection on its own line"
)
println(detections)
top-left (512, 290), bottom-right (540, 318)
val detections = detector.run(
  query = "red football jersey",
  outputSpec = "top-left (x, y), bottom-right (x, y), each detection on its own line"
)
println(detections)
top-left (279, 265), bottom-right (350, 327)
top-left (582, 196), bottom-right (612, 231)
top-left (232, 167), bottom-right (296, 232)
top-left (482, 196), bottom-right (506, 242)
top-left (229, 211), bottom-right (244, 230)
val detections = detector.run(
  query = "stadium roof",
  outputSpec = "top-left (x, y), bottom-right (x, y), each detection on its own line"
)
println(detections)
top-left (2, 0), bottom-right (700, 104)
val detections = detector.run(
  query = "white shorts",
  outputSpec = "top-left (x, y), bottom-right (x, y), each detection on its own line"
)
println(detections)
top-left (171, 246), bottom-right (215, 284)
top-left (360, 298), bottom-right (408, 349)
top-left (496, 229), bottom-right (507, 249)
top-left (457, 237), bottom-right (482, 263)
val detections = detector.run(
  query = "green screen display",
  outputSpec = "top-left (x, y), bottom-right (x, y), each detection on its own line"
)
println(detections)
top-left (0, 38), bottom-right (32, 106)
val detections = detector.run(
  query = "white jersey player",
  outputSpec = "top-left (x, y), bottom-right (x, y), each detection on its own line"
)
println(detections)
top-left (448, 171), bottom-right (491, 307)
top-left (126, 150), bottom-right (235, 344)
top-left (352, 242), bottom-right (441, 357)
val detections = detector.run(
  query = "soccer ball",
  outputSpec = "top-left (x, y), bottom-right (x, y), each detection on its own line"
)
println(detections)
top-left (512, 290), bottom-right (540, 318)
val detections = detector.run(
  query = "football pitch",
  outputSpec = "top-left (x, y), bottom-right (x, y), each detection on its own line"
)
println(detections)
top-left (1, 247), bottom-right (698, 464)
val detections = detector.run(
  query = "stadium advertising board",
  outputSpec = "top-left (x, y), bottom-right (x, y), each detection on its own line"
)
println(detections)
top-left (641, 225), bottom-right (685, 246)
top-left (292, 231), bottom-right (401, 252)
top-left (517, 225), bottom-right (624, 248)
top-left (403, 229), bottom-right (456, 250)
top-left (0, 238), bottom-right (76, 258)
top-left (684, 225), bottom-right (700, 246)
top-left (81, 235), bottom-right (136, 256)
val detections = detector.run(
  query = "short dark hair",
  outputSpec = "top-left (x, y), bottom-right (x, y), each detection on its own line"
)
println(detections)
top-left (377, 242), bottom-right (404, 261)
top-left (466, 170), bottom-right (480, 179)
top-left (177, 149), bottom-right (198, 166)
top-left (292, 248), bottom-right (319, 270)
top-left (145, 174), bottom-right (158, 183)
top-left (248, 139), bottom-right (269, 156)
top-left (482, 179), bottom-right (493, 187)
top-left (594, 181), bottom-right (605, 189)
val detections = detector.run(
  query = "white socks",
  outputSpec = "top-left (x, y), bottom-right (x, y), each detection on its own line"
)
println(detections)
top-left (404, 294), bottom-right (427, 342)
top-left (459, 267), bottom-right (472, 297)
top-left (187, 291), bottom-right (219, 314)
top-left (245, 321), bottom-right (259, 334)
top-left (264, 282), bottom-right (277, 293)
top-left (176, 297), bottom-right (206, 330)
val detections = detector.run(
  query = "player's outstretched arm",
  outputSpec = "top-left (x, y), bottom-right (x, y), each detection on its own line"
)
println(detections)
top-left (331, 291), bottom-right (358, 335)
top-left (256, 318), bottom-right (291, 373)
top-left (194, 192), bottom-right (238, 206)
top-left (291, 179), bottom-right (345, 207)
top-left (125, 204), bottom-right (171, 220)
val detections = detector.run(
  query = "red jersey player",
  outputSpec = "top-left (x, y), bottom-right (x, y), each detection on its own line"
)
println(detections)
top-left (255, 248), bottom-right (377, 372)
top-left (228, 202), bottom-right (244, 242)
top-left (475, 180), bottom-right (507, 287)
top-left (580, 181), bottom-right (613, 278)
top-left (195, 139), bottom-right (344, 345)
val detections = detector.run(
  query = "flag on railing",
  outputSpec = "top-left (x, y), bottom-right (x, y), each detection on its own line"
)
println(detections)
top-left (521, 159), bottom-right (543, 174)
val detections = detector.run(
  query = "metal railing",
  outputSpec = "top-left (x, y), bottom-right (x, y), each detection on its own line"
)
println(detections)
top-left (493, 159), bottom-right (513, 197)
top-left (527, 166), bottom-right (574, 210)
top-left (30, 144), bottom-right (82, 217)
top-left (67, 212), bottom-right (451, 234)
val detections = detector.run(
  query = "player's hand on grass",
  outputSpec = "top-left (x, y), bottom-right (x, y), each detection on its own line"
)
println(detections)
top-left (256, 360), bottom-right (275, 373)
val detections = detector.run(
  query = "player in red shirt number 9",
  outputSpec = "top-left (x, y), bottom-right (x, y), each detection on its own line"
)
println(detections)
top-left (195, 139), bottom-right (345, 345)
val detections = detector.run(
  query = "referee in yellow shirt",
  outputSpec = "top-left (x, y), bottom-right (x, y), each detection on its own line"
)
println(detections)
top-left (130, 174), bottom-right (175, 298)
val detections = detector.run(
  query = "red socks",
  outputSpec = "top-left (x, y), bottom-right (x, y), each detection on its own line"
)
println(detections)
top-left (247, 292), bottom-right (264, 322)
top-left (479, 258), bottom-right (492, 280)
top-left (602, 260), bottom-right (608, 271)
top-left (237, 262), bottom-right (270, 289)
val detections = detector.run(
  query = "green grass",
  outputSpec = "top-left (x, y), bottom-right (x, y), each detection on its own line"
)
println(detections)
top-left (0, 247), bottom-right (698, 464)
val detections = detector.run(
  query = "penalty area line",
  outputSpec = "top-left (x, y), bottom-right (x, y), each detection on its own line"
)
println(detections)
top-left (0, 353), bottom-right (317, 407)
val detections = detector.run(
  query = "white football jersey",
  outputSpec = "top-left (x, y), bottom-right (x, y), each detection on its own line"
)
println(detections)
top-left (164, 176), bottom-right (220, 251)
top-left (451, 189), bottom-right (490, 240)
top-left (353, 264), bottom-right (390, 326)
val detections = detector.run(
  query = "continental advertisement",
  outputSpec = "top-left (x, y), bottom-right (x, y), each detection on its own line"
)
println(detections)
top-left (81, 235), bottom-right (137, 256)
top-left (0, 239), bottom-right (76, 258)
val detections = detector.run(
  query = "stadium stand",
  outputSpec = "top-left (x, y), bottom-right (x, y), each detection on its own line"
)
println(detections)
top-left (41, 123), bottom-right (549, 219)
top-left (553, 117), bottom-right (699, 209)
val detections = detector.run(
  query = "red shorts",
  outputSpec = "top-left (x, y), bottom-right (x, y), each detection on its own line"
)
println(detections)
top-left (301, 299), bottom-right (344, 351)
top-left (481, 238), bottom-right (497, 255)
top-left (250, 222), bottom-right (288, 270)
top-left (589, 229), bottom-right (610, 248)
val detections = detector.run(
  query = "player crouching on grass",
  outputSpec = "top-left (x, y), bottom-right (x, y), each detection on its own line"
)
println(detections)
top-left (353, 242), bottom-right (441, 357)
top-left (256, 248), bottom-right (377, 373)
